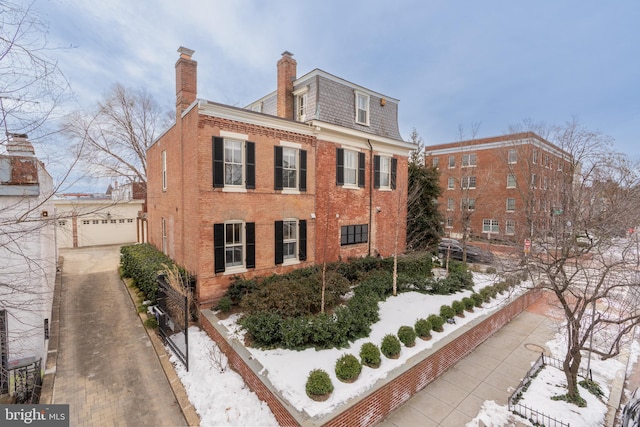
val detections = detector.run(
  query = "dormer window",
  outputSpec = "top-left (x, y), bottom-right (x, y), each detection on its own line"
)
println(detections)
top-left (293, 86), bottom-right (309, 122)
top-left (355, 91), bottom-right (370, 125)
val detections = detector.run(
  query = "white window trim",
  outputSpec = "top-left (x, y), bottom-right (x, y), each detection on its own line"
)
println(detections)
top-left (355, 91), bottom-right (370, 126)
top-left (282, 146), bottom-right (299, 190)
top-left (447, 177), bottom-right (455, 190)
top-left (379, 156), bottom-right (392, 190)
top-left (505, 220), bottom-right (516, 235)
top-left (343, 149), bottom-right (359, 188)
top-left (223, 220), bottom-right (247, 274)
top-left (506, 198), bottom-right (516, 212)
top-left (296, 92), bottom-right (307, 121)
top-left (508, 149), bottom-right (517, 164)
top-left (461, 153), bottom-right (477, 168)
top-left (482, 219), bottom-right (499, 234)
top-left (161, 217), bottom-right (167, 254)
top-left (220, 130), bottom-right (249, 140)
top-left (282, 218), bottom-right (300, 266)
top-left (224, 138), bottom-right (244, 188)
top-left (448, 155), bottom-right (456, 169)
top-left (507, 174), bottom-right (516, 189)
top-left (161, 150), bottom-right (167, 191)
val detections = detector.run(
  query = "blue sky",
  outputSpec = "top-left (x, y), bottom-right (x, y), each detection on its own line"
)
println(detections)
top-left (34, 0), bottom-right (639, 159)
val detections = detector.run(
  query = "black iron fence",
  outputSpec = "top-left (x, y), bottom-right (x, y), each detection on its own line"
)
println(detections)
top-left (156, 274), bottom-right (189, 371)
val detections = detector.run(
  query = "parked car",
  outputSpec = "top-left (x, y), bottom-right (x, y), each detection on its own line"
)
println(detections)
top-left (438, 240), bottom-right (494, 264)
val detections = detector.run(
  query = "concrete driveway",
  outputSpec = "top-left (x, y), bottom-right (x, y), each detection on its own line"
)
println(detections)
top-left (52, 245), bottom-right (187, 426)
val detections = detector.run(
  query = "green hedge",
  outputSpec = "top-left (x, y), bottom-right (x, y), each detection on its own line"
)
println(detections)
top-left (120, 244), bottom-right (186, 302)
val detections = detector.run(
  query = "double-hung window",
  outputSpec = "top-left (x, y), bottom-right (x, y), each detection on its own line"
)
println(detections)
top-left (432, 157), bottom-right (439, 168)
top-left (355, 92), bottom-right (370, 125)
top-left (447, 198), bottom-right (454, 211)
top-left (336, 148), bottom-right (364, 188)
top-left (506, 198), bottom-right (516, 212)
top-left (447, 177), bottom-right (455, 190)
top-left (275, 219), bottom-right (307, 265)
top-left (374, 155), bottom-right (397, 190)
top-left (507, 174), bottom-right (516, 188)
top-left (448, 155), bottom-right (455, 168)
top-left (214, 221), bottom-right (255, 273)
top-left (506, 220), bottom-right (515, 235)
top-left (213, 136), bottom-right (255, 189)
top-left (483, 219), bottom-right (499, 233)
top-left (161, 150), bottom-right (167, 191)
top-left (508, 149), bottom-right (517, 164)
top-left (274, 145), bottom-right (307, 191)
top-left (461, 198), bottom-right (476, 211)
top-left (461, 176), bottom-right (476, 189)
top-left (462, 153), bottom-right (477, 167)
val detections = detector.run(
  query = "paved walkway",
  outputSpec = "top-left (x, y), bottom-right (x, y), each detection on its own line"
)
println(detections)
top-left (378, 297), bottom-right (558, 426)
top-left (51, 245), bottom-right (187, 427)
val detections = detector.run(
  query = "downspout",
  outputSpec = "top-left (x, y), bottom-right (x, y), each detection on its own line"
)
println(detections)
top-left (367, 139), bottom-right (373, 257)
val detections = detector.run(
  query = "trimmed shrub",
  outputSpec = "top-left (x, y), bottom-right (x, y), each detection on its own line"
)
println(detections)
top-left (239, 311), bottom-right (282, 348)
top-left (215, 296), bottom-right (232, 313)
top-left (414, 318), bottom-right (432, 339)
top-left (462, 297), bottom-right (476, 312)
top-left (471, 292), bottom-right (484, 307)
top-left (306, 369), bottom-right (334, 399)
top-left (427, 314), bottom-right (445, 332)
top-left (335, 354), bottom-right (362, 382)
top-left (381, 334), bottom-right (401, 358)
top-left (359, 342), bottom-right (381, 368)
top-left (451, 300), bottom-right (465, 316)
top-left (280, 316), bottom-right (311, 350)
top-left (309, 312), bottom-right (340, 349)
top-left (439, 304), bottom-right (455, 321)
top-left (397, 326), bottom-right (416, 347)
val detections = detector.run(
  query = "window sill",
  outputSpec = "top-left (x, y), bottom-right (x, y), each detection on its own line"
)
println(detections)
top-left (222, 187), bottom-right (247, 193)
top-left (342, 184), bottom-right (360, 190)
top-left (377, 187), bottom-right (392, 192)
top-left (282, 259), bottom-right (300, 267)
top-left (282, 189), bottom-right (301, 195)
top-left (223, 267), bottom-right (248, 276)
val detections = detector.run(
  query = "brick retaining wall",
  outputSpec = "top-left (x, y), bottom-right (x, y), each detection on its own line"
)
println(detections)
top-left (200, 288), bottom-right (541, 427)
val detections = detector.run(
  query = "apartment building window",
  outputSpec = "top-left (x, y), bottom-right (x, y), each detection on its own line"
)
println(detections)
top-left (461, 198), bottom-right (476, 211)
top-left (374, 156), bottom-right (397, 190)
top-left (461, 176), bottom-right (476, 189)
top-left (341, 224), bottom-right (368, 246)
top-left (447, 177), bottom-right (455, 190)
top-left (336, 148), bottom-right (365, 188)
top-left (483, 219), bottom-right (499, 233)
top-left (532, 149), bottom-right (539, 164)
top-left (507, 174), bottom-right (516, 188)
top-left (355, 92), bottom-right (370, 125)
top-left (508, 149), bottom-right (517, 164)
top-left (213, 137), bottom-right (255, 189)
top-left (506, 198), bottom-right (516, 212)
top-left (447, 198), bottom-right (454, 211)
top-left (275, 146), bottom-right (307, 191)
top-left (462, 153), bottom-right (477, 167)
top-left (446, 217), bottom-right (453, 228)
top-left (505, 220), bottom-right (515, 235)
top-left (448, 155), bottom-right (455, 168)
top-left (543, 176), bottom-right (548, 190)
top-left (161, 150), bottom-right (167, 191)
top-left (275, 219), bottom-right (307, 264)
top-left (213, 221), bottom-right (255, 273)
top-left (531, 174), bottom-right (537, 188)
top-left (432, 157), bottom-right (439, 168)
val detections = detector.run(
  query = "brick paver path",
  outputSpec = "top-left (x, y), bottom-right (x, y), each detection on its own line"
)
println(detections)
top-left (53, 245), bottom-right (187, 427)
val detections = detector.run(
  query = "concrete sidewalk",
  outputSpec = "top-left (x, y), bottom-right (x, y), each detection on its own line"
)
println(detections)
top-left (378, 298), bottom-right (556, 426)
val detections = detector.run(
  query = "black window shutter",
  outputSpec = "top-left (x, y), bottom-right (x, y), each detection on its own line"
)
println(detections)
top-left (336, 148), bottom-right (344, 185)
top-left (299, 150), bottom-right (307, 192)
top-left (213, 223), bottom-right (225, 273)
top-left (246, 141), bottom-right (256, 189)
top-left (274, 146), bottom-right (283, 190)
top-left (299, 220), bottom-right (307, 261)
top-left (373, 155), bottom-right (381, 189)
top-left (213, 137), bottom-right (224, 188)
top-left (274, 220), bottom-right (284, 265)
top-left (391, 158), bottom-right (398, 190)
top-left (358, 152), bottom-right (365, 188)
top-left (246, 222), bottom-right (256, 268)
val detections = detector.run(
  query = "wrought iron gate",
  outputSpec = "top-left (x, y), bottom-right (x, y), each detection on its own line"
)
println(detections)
top-left (11, 358), bottom-right (42, 404)
top-left (156, 274), bottom-right (189, 371)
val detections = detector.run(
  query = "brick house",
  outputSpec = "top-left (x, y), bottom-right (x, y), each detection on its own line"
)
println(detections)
top-left (424, 132), bottom-right (573, 244)
top-left (147, 48), bottom-right (414, 306)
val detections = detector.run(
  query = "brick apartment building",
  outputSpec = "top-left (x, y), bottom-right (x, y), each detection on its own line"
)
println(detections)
top-left (424, 132), bottom-right (573, 245)
top-left (147, 48), bottom-right (414, 306)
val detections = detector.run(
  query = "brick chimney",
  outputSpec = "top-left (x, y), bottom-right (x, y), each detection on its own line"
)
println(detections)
top-left (6, 133), bottom-right (35, 157)
top-left (277, 51), bottom-right (297, 119)
top-left (176, 46), bottom-right (197, 121)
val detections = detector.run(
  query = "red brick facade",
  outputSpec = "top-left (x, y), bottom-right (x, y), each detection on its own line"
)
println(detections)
top-left (147, 49), bottom-right (412, 306)
top-left (425, 133), bottom-right (573, 244)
